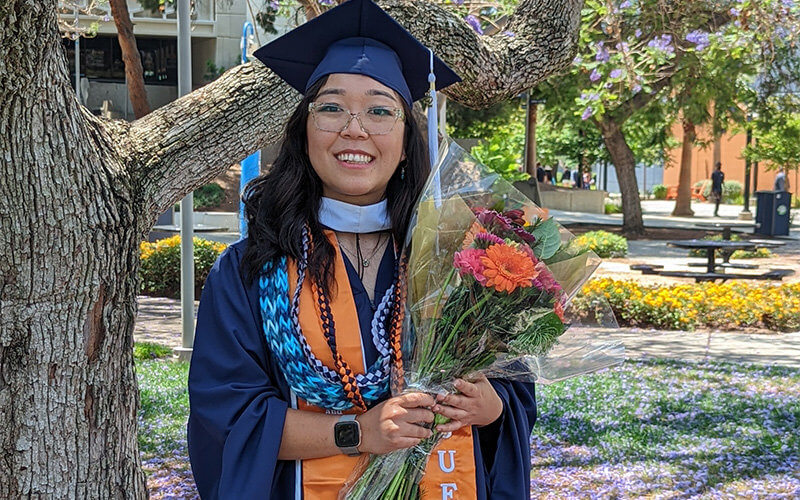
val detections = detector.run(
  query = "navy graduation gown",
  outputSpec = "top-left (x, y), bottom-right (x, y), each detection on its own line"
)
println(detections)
top-left (187, 239), bottom-right (537, 499)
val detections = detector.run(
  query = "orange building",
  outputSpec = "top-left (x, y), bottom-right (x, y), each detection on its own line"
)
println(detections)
top-left (663, 122), bottom-right (797, 193)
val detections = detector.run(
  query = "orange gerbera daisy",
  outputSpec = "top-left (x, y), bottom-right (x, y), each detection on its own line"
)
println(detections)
top-left (480, 243), bottom-right (538, 293)
top-left (461, 221), bottom-right (487, 249)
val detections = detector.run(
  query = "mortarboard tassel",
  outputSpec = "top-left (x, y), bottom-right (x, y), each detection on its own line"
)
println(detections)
top-left (427, 49), bottom-right (443, 208)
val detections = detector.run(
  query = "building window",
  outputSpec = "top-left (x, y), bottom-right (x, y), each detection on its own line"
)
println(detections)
top-left (62, 35), bottom-right (178, 85)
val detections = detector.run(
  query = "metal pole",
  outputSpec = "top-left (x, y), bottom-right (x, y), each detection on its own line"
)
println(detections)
top-left (176, 0), bottom-right (195, 361)
top-left (739, 126), bottom-right (753, 220)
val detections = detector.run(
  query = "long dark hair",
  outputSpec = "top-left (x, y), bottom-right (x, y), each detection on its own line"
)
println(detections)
top-left (241, 76), bottom-right (429, 293)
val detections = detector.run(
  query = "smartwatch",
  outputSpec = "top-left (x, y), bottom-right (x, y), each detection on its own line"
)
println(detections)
top-left (334, 414), bottom-right (361, 456)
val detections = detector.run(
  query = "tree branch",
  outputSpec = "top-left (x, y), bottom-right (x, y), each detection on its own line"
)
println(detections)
top-left (126, 0), bottom-right (584, 224)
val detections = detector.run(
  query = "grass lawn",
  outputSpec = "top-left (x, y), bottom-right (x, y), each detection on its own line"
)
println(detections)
top-left (136, 354), bottom-right (799, 499)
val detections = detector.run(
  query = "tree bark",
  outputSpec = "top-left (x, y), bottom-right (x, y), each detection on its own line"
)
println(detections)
top-left (109, 0), bottom-right (151, 118)
top-left (598, 119), bottom-right (646, 236)
top-left (672, 118), bottom-right (696, 216)
top-left (0, 0), bottom-right (584, 496)
top-left (0, 4), bottom-right (146, 498)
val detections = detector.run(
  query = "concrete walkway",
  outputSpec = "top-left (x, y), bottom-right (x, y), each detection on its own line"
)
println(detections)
top-left (134, 295), bottom-right (800, 369)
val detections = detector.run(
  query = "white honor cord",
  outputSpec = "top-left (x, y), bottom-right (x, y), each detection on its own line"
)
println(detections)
top-left (427, 48), bottom-right (442, 208)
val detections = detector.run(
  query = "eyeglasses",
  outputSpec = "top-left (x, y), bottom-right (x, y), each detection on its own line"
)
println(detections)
top-left (308, 102), bottom-right (405, 135)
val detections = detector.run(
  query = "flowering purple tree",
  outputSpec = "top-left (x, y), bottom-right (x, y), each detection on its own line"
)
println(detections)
top-left (537, 0), bottom-right (800, 234)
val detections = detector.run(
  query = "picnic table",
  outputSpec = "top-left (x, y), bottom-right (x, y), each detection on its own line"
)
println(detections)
top-left (630, 239), bottom-right (795, 282)
top-left (694, 221), bottom-right (758, 240)
top-left (667, 240), bottom-right (757, 273)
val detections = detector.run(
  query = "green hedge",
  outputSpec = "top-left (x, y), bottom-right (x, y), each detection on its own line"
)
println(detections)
top-left (140, 236), bottom-right (228, 298)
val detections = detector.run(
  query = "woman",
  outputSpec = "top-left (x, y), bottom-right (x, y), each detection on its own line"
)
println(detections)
top-left (187, 1), bottom-right (537, 498)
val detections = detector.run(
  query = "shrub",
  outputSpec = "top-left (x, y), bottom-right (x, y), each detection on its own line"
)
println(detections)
top-left (134, 342), bottom-right (173, 361)
top-left (572, 230), bottom-right (628, 258)
top-left (687, 234), bottom-right (774, 259)
top-left (194, 182), bottom-right (225, 210)
top-left (651, 184), bottom-right (667, 200)
top-left (140, 236), bottom-right (228, 298)
top-left (604, 202), bottom-right (622, 214)
top-left (573, 279), bottom-right (800, 332)
top-left (693, 179), bottom-right (742, 203)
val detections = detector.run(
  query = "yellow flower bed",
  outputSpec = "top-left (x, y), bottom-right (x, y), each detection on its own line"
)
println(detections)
top-left (573, 278), bottom-right (800, 332)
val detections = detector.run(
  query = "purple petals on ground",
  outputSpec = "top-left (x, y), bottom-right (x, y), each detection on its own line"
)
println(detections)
top-left (531, 359), bottom-right (800, 497)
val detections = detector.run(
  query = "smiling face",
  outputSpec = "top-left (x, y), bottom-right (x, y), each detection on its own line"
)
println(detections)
top-left (306, 73), bottom-right (406, 206)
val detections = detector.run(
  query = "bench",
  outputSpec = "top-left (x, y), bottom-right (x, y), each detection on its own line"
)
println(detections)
top-left (630, 264), bottom-right (664, 275)
top-left (656, 268), bottom-right (794, 283)
top-left (748, 239), bottom-right (787, 249)
top-left (687, 262), bottom-right (758, 270)
top-left (666, 185), bottom-right (678, 200)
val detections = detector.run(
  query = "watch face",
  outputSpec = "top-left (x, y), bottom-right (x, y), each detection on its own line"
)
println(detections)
top-left (334, 421), bottom-right (359, 448)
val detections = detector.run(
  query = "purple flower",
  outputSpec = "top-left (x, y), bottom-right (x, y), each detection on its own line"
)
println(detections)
top-left (590, 68), bottom-right (602, 82)
top-left (452, 0), bottom-right (464, 4)
top-left (610, 68), bottom-right (623, 79)
top-left (686, 30), bottom-right (710, 51)
top-left (619, 0), bottom-right (632, 8)
top-left (647, 34), bottom-right (674, 55)
top-left (635, 29), bottom-right (642, 38)
top-left (573, 56), bottom-right (583, 65)
top-left (782, 0), bottom-right (794, 8)
top-left (103, 15), bottom-right (111, 22)
top-left (616, 41), bottom-right (630, 52)
top-left (595, 41), bottom-right (610, 62)
top-left (465, 15), bottom-right (484, 35)
top-left (503, 30), bottom-right (516, 37)
top-left (582, 106), bottom-right (593, 120)
top-left (270, 0), bottom-right (279, 9)
top-left (730, 7), bottom-right (740, 16)
top-left (582, 92), bottom-right (600, 102)
top-left (632, 84), bottom-right (642, 93)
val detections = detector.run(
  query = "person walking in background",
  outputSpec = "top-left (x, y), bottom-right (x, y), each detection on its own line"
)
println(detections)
top-left (562, 166), bottom-right (571, 187)
top-left (774, 167), bottom-right (790, 192)
top-left (572, 168), bottom-right (583, 189)
top-left (536, 162), bottom-right (546, 183)
top-left (582, 169), bottom-right (591, 190)
top-left (711, 161), bottom-right (724, 216)
top-left (544, 165), bottom-right (554, 185)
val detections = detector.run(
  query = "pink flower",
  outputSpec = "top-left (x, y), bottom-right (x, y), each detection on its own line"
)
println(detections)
top-left (532, 261), bottom-right (562, 294)
top-left (473, 231), bottom-right (505, 248)
top-left (453, 248), bottom-right (487, 284)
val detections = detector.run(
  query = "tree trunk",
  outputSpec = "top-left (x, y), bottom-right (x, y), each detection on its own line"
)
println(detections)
top-left (598, 119), bottom-right (646, 236)
top-left (1, 0), bottom-right (584, 496)
top-left (0, 5), bottom-right (146, 498)
top-left (109, 0), bottom-right (151, 118)
top-left (672, 118), bottom-right (696, 216)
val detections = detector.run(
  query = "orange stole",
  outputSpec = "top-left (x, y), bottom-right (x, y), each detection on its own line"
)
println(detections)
top-left (288, 232), bottom-right (477, 500)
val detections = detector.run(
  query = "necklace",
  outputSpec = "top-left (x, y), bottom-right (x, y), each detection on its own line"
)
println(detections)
top-left (339, 232), bottom-right (388, 278)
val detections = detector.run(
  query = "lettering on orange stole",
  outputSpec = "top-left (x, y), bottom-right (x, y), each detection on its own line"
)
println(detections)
top-left (288, 232), bottom-right (476, 499)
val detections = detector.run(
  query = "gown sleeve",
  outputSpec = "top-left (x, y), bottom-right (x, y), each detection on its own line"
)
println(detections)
top-left (187, 243), bottom-right (292, 499)
top-left (473, 380), bottom-right (537, 499)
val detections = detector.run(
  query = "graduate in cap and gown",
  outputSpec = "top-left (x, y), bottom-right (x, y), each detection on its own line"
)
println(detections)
top-left (187, 1), bottom-right (538, 498)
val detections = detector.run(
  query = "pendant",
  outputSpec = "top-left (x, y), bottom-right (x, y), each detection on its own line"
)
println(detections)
top-left (362, 258), bottom-right (370, 268)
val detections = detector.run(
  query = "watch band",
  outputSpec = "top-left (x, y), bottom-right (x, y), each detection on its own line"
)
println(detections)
top-left (336, 414), bottom-right (361, 456)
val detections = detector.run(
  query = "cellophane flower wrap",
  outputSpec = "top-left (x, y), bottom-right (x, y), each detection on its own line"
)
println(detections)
top-left (340, 140), bottom-right (623, 500)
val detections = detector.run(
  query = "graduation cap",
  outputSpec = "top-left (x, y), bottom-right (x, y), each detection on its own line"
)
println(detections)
top-left (252, 0), bottom-right (460, 106)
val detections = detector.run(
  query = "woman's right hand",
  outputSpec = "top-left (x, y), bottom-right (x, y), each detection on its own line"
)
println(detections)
top-left (356, 392), bottom-right (435, 455)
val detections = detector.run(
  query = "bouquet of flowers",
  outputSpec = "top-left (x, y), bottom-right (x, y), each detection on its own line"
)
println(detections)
top-left (340, 140), bottom-right (623, 500)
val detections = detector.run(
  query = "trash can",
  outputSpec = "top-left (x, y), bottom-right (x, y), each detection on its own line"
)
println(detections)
top-left (754, 190), bottom-right (792, 236)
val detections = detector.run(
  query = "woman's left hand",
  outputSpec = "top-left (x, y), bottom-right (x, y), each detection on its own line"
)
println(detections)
top-left (431, 374), bottom-right (503, 432)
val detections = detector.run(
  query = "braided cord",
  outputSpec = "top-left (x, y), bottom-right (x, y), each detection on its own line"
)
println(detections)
top-left (259, 229), bottom-right (403, 411)
top-left (389, 250), bottom-right (408, 395)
